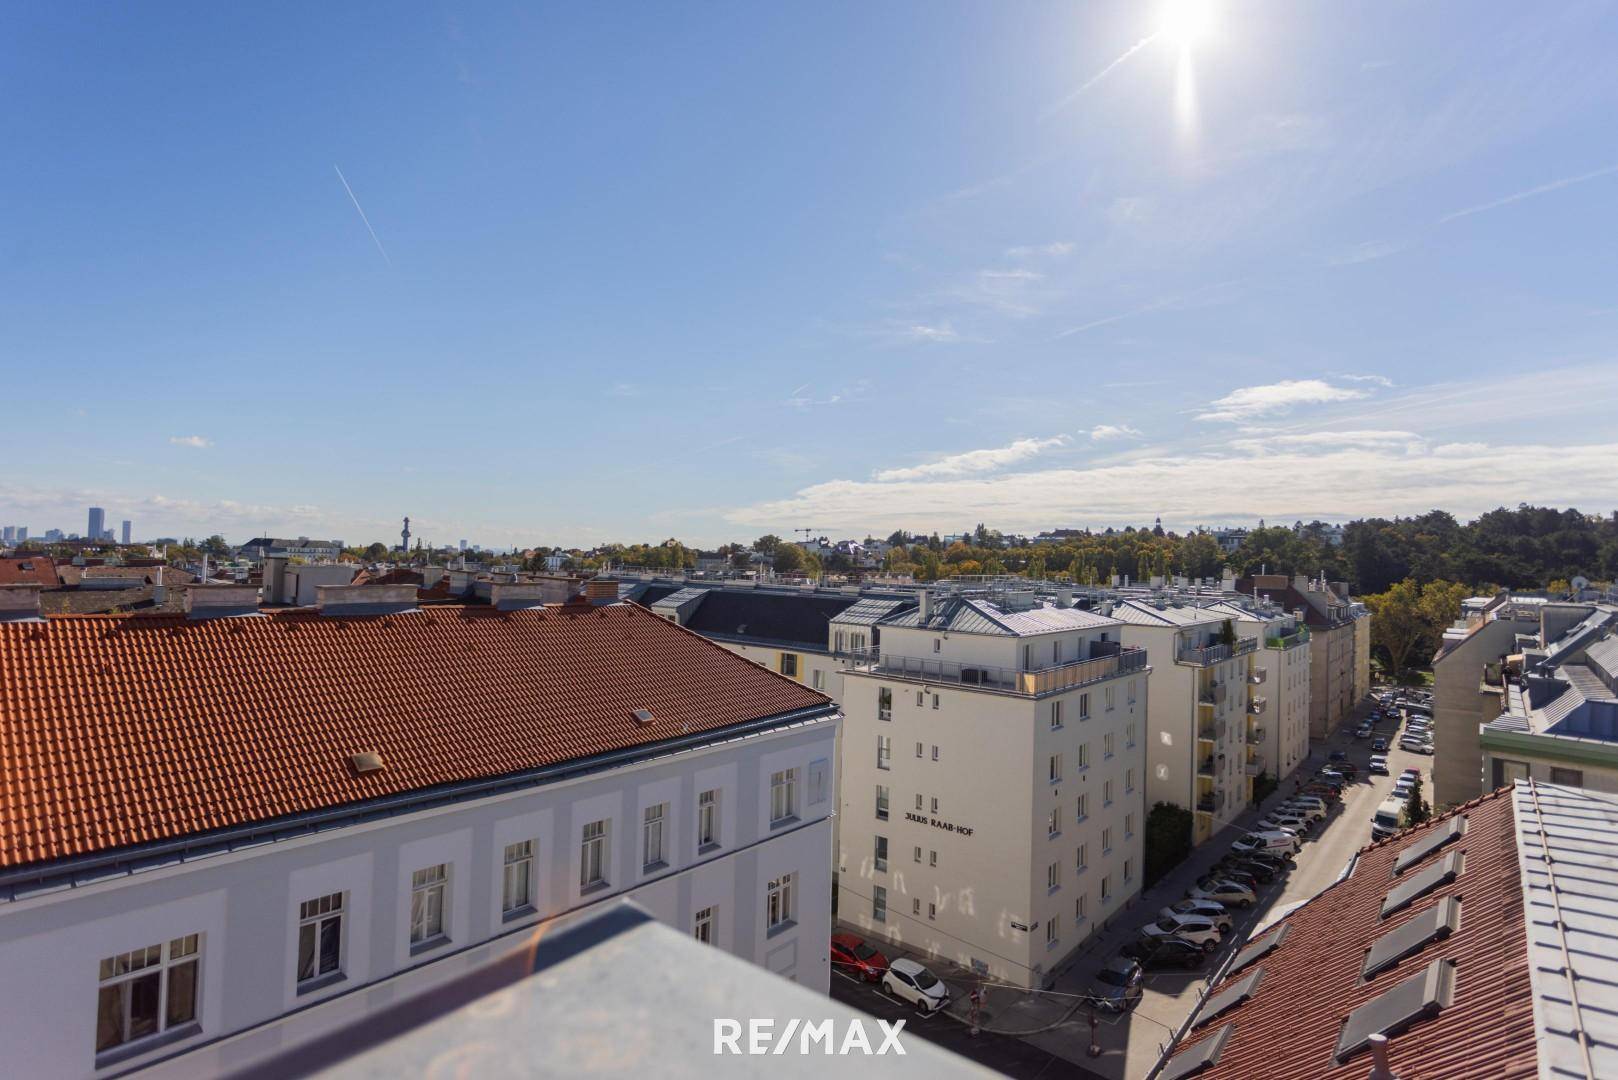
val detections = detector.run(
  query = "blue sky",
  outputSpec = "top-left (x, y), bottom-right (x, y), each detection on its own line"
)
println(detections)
top-left (4, 1), bottom-right (1617, 548)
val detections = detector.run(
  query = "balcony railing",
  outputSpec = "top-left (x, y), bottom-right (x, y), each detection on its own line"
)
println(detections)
top-left (1197, 719), bottom-right (1227, 742)
top-left (1175, 638), bottom-right (1259, 666)
top-left (856, 644), bottom-right (1147, 697)
top-left (1249, 668), bottom-right (1267, 685)
top-left (1245, 762), bottom-right (1265, 777)
top-left (1265, 627), bottom-right (1310, 649)
top-left (1196, 795), bottom-right (1216, 813)
top-left (1197, 757), bottom-right (1216, 778)
top-left (1247, 727), bottom-right (1266, 745)
top-left (1248, 697), bottom-right (1267, 715)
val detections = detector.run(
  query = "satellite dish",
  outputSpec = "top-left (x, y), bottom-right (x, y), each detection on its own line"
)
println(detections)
top-left (1571, 575), bottom-right (1589, 593)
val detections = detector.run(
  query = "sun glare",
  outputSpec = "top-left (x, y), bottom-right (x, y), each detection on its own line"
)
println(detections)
top-left (1159, 0), bottom-right (1215, 49)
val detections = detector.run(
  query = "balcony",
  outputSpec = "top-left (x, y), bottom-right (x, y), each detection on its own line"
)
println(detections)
top-left (1197, 757), bottom-right (1216, 778)
top-left (1265, 626), bottom-right (1310, 650)
top-left (1245, 761), bottom-right (1265, 777)
top-left (1175, 637), bottom-right (1259, 667)
top-left (1196, 795), bottom-right (1216, 814)
top-left (1249, 668), bottom-right (1267, 685)
top-left (1198, 719), bottom-right (1227, 742)
top-left (1246, 727), bottom-right (1266, 745)
top-left (1248, 696), bottom-right (1267, 715)
top-left (856, 644), bottom-right (1147, 697)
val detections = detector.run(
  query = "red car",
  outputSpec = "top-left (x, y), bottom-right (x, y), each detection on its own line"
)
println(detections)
top-left (831, 933), bottom-right (890, 982)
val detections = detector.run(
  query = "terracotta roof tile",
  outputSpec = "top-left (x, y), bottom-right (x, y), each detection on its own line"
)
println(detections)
top-left (0, 603), bottom-right (831, 871)
top-left (1165, 786), bottom-right (1534, 1080)
top-left (0, 557), bottom-right (61, 587)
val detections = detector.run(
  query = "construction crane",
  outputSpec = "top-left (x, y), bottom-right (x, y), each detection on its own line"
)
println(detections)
top-left (794, 527), bottom-right (820, 543)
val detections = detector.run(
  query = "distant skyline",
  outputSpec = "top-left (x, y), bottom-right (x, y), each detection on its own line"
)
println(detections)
top-left (5, 3), bottom-right (1618, 546)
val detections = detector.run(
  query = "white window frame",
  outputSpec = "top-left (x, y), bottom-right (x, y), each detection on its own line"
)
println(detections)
top-left (502, 841), bottom-right (536, 916)
top-left (875, 784), bottom-right (890, 821)
top-left (1047, 861), bottom-right (1061, 892)
top-left (580, 820), bottom-right (609, 890)
top-left (767, 872), bottom-right (796, 932)
top-left (873, 884), bottom-right (888, 923)
top-left (642, 803), bottom-right (667, 870)
top-left (1049, 753), bottom-right (1063, 783)
top-left (1051, 699), bottom-right (1063, 730)
top-left (96, 935), bottom-right (202, 1057)
top-left (694, 905), bottom-right (716, 944)
top-left (874, 835), bottom-right (888, 872)
top-left (698, 789), bottom-right (720, 850)
top-left (770, 768), bottom-right (799, 824)
top-left (877, 735), bottom-right (892, 770)
top-left (296, 892), bottom-right (345, 988)
top-left (410, 864), bottom-right (450, 947)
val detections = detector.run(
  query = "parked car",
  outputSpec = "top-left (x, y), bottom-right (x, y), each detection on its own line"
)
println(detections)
top-left (1371, 797), bottom-right (1410, 840)
top-left (1400, 768), bottom-right (1422, 782)
top-left (1316, 769), bottom-right (1347, 786)
top-left (1162, 899), bottom-right (1232, 931)
top-left (1143, 914), bottom-right (1222, 952)
top-left (1368, 755), bottom-right (1390, 776)
top-left (1122, 935), bottom-right (1207, 970)
top-left (1371, 736), bottom-right (1388, 752)
top-left (1391, 779), bottom-right (1414, 802)
top-left (1089, 957), bottom-right (1144, 1011)
top-left (1229, 847), bottom-right (1292, 873)
top-left (1400, 737), bottom-right (1434, 755)
top-left (1190, 877), bottom-right (1257, 907)
top-left (1334, 762), bottom-right (1360, 779)
top-left (1260, 811), bottom-right (1314, 835)
top-left (881, 958), bottom-right (950, 1012)
top-left (1300, 784), bottom-right (1341, 804)
top-left (830, 933), bottom-right (889, 982)
top-left (1329, 749), bottom-right (1348, 762)
top-left (1216, 857), bottom-right (1275, 884)
top-left (1278, 799), bottom-right (1326, 822)
top-left (1355, 724), bottom-right (1374, 739)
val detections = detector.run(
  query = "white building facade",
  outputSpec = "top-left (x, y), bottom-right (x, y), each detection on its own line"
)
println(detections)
top-left (1207, 601), bottom-right (1312, 784)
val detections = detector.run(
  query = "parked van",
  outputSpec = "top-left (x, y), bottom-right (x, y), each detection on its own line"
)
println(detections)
top-left (1371, 797), bottom-right (1409, 840)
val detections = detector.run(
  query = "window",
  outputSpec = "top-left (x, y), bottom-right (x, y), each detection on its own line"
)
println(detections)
top-left (694, 906), bottom-right (715, 944)
top-left (872, 884), bottom-right (887, 923)
top-left (875, 785), bottom-right (890, 821)
top-left (1051, 700), bottom-right (1064, 730)
top-left (930, 796), bottom-right (939, 813)
top-left (1126, 721), bottom-right (1136, 747)
top-left (809, 760), bottom-right (828, 806)
top-left (1076, 894), bottom-right (1088, 924)
top-left (1126, 768), bottom-right (1135, 793)
top-left (811, 669), bottom-right (825, 690)
top-left (698, 789), bottom-right (720, 849)
top-left (931, 744), bottom-right (940, 761)
top-left (1077, 843), bottom-right (1088, 871)
top-left (878, 687), bottom-right (893, 721)
top-left (914, 845), bottom-right (923, 863)
top-left (502, 841), bottom-right (535, 915)
top-left (928, 902), bottom-right (937, 921)
top-left (1104, 732), bottom-right (1115, 758)
top-left (1551, 766), bottom-right (1584, 786)
top-left (916, 691), bottom-right (925, 706)
top-left (877, 735), bottom-right (891, 770)
top-left (1049, 753), bottom-right (1063, 783)
top-left (1102, 827), bottom-right (1113, 853)
top-left (1128, 678), bottom-right (1137, 705)
top-left (767, 873), bottom-right (796, 930)
top-left (1104, 779), bottom-right (1114, 806)
top-left (913, 898), bottom-right (921, 915)
top-left (932, 694), bottom-right (940, 710)
top-left (915, 741), bottom-right (924, 758)
top-left (1124, 858), bottom-right (1133, 883)
top-left (929, 849), bottom-right (937, 867)
top-left (410, 864), bottom-right (449, 945)
top-left (96, 935), bottom-right (201, 1055)
top-left (1048, 861), bottom-right (1061, 891)
top-left (1048, 807), bottom-right (1062, 838)
top-left (580, 821), bottom-right (609, 889)
top-left (1079, 692), bottom-right (1090, 719)
top-left (643, 804), bottom-right (667, 869)
top-left (1102, 875), bottom-right (1113, 902)
top-left (1105, 686), bottom-right (1116, 711)
top-left (770, 769), bottom-right (799, 823)
top-left (933, 638), bottom-right (942, 653)
top-left (1046, 919), bottom-right (1060, 947)
top-left (915, 793), bottom-right (924, 810)
top-left (874, 835), bottom-right (889, 872)
top-left (1125, 812), bottom-right (1135, 838)
top-left (1078, 743), bottom-right (1090, 769)
top-left (1077, 793), bottom-right (1089, 821)
top-left (297, 893), bottom-right (344, 986)
top-left (779, 653), bottom-right (798, 677)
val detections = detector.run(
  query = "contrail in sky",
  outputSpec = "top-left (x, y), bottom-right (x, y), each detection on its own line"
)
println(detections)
top-left (1438, 162), bottom-right (1618, 224)
top-left (334, 164), bottom-right (391, 264)
top-left (1041, 33), bottom-right (1160, 120)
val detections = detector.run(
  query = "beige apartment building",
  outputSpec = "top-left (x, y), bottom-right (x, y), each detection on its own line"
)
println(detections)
top-left (1206, 600), bottom-right (1312, 783)
top-left (1238, 574), bottom-right (1370, 739)
top-left (837, 592), bottom-right (1149, 989)
top-left (1110, 599), bottom-right (1261, 846)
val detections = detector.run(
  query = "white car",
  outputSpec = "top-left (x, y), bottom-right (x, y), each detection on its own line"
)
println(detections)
top-left (1233, 830), bottom-right (1299, 856)
top-left (1284, 795), bottom-right (1328, 816)
top-left (1189, 878), bottom-right (1257, 908)
top-left (1263, 810), bottom-right (1314, 832)
top-left (1161, 898), bottom-right (1232, 931)
top-left (1391, 780), bottom-right (1414, 801)
top-left (1143, 914), bottom-right (1222, 952)
top-left (1278, 800), bottom-right (1326, 822)
top-left (881, 958), bottom-right (949, 1012)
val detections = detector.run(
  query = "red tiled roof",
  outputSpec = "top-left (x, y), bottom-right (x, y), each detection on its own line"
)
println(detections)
top-left (1166, 787), bottom-right (1533, 1080)
top-left (0, 557), bottom-right (60, 587)
top-left (0, 603), bottom-right (831, 871)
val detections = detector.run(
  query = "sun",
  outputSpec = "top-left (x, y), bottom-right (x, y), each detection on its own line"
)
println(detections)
top-left (1159, 0), bottom-right (1216, 49)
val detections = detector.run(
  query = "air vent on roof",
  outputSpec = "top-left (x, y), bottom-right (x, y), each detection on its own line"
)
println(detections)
top-left (1193, 969), bottom-right (1263, 1028)
top-left (1228, 921), bottom-right (1290, 976)
top-left (632, 709), bottom-right (655, 725)
top-left (1334, 958), bottom-right (1456, 1062)
top-left (1381, 850), bottom-right (1462, 918)
top-left (1393, 816), bottom-right (1467, 875)
top-left (1363, 896), bottom-right (1460, 979)
top-left (1161, 1022), bottom-right (1234, 1080)
top-left (350, 752), bottom-right (385, 776)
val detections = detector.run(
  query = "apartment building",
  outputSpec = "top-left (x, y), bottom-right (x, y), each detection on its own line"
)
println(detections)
top-left (1111, 598), bottom-right (1260, 845)
top-left (1205, 600), bottom-right (1312, 783)
top-left (1238, 574), bottom-right (1371, 739)
top-left (0, 583), bottom-right (839, 1077)
top-left (837, 591), bottom-right (1149, 988)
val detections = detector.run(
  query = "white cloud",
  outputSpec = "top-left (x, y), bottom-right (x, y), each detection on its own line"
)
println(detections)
top-left (1005, 241), bottom-right (1075, 259)
top-left (1196, 379), bottom-right (1371, 422)
top-left (871, 436), bottom-right (1070, 482)
top-left (168, 435), bottom-right (213, 449)
top-left (1089, 424), bottom-right (1143, 441)
top-left (1327, 240), bottom-right (1406, 266)
top-left (902, 322), bottom-right (961, 344)
top-left (787, 379), bottom-right (869, 410)
top-left (1338, 374), bottom-right (1394, 387)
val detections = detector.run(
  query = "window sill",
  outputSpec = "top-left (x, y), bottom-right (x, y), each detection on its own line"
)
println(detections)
top-left (1047, 885), bottom-right (1061, 896)
top-left (95, 1022), bottom-right (203, 1069)
top-left (770, 815), bottom-right (800, 831)
top-left (642, 859), bottom-right (669, 875)
top-left (877, 764), bottom-right (891, 771)
top-left (1102, 847), bottom-right (1113, 857)
top-left (767, 918), bottom-right (798, 939)
top-left (501, 904), bottom-right (538, 924)
top-left (697, 841), bottom-right (721, 856)
top-left (874, 863), bottom-right (888, 873)
top-left (296, 970), bottom-right (347, 997)
top-left (1047, 938), bottom-right (1062, 950)
top-left (409, 934), bottom-right (452, 957)
top-left (580, 880), bottom-right (611, 898)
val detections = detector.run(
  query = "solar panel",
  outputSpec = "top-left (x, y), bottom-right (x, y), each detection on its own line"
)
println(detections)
top-left (1363, 897), bottom-right (1461, 979)
top-left (1194, 969), bottom-right (1264, 1028)
top-left (1335, 959), bottom-right (1456, 1062)
top-left (1381, 850), bottom-right (1462, 918)
top-left (1393, 816), bottom-right (1467, 875)
top-left (1228, 922), bottom-right (1290, 976)
top-left (1162, 1023), bottom-right (1235, 1080)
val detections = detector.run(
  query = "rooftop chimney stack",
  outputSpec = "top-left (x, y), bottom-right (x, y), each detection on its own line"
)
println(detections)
top-left (184, 584), bottom-right (262, 620)
top-left (315, 584), bottom-right (419, 617)
top-left (919, 589), bottom-right (933, 623)
top-left (585, 578), bottom-right (618, 605)
top-left (0, 583), bottom-right (43, 621)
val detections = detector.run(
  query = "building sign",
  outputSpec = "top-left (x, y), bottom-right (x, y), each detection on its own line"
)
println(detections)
top-left (904, 811), bottom-right (974, 837)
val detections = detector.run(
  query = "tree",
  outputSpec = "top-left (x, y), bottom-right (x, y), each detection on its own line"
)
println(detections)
top-left (754, 534), bottom-right (781, 557)
top-left (1405, 776), bottom-right (1431, 827)
top-left (1143, 802), bottom-right (1195, 888)
top-left (1366, 578), bottom-right (1469, 677)
top-left (1218, 618), bottom-right (1236, 647)
top-left (200, 535), bottom-right (230, 558)
top-left (772, 544), bottom-right (805, 574)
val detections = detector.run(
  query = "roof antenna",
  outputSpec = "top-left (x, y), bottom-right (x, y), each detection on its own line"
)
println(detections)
top-left (1367, 1033), bottom-right (1398, 1080)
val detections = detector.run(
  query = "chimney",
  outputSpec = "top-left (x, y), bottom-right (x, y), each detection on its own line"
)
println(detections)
top-left (919, 589), bottom-right (933, 623)
top-left (315, 584), bottom-right (419, 617)
top-left (185, 584), bottom-right (262, 619)
top-left (1056, 587), bottom-right (1074, 609)
top-left (263, 556), bottom-right (290, 605)
top-left (421, 566), bottom-right (446, 588)
top-left (0, 583), bottom-right (43, 621)
top-left (491, 581), bottom-right (571, 610)
top-left (585, 577), bottom-right (618, 605)
top-left (1366, 1033), bottom-right (1398, 1080)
